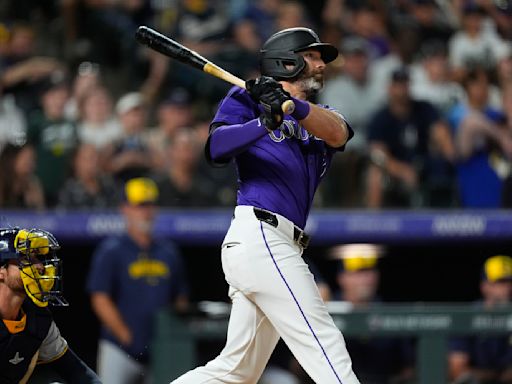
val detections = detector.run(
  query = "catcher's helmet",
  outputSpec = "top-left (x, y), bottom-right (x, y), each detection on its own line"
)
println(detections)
top-left (0, 227), bottom-right (67, 307)
top-left (260, 27), bottom-right (339, 80)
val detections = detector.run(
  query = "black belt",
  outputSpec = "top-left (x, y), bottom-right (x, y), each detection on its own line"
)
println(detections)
top-left (253, 207), bottom-right (310, 249)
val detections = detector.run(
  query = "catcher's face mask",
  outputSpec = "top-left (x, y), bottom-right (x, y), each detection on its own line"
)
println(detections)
top-left (14, 229), bottom-right (68, 307)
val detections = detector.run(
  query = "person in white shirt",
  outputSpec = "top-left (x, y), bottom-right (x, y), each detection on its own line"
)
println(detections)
top-left (448, 4), bottom-right (509, 82)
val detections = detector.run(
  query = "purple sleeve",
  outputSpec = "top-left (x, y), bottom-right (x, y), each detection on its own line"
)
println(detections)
top-left (207, 86), bottom-right (266, 165)
top-left (208, 118), bottom-right (268, 162)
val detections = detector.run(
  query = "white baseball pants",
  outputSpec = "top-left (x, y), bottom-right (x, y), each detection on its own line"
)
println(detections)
top-left (171, 205), bottom-right (360, 384)
top-left (97, 339), bottom-right (150, 384)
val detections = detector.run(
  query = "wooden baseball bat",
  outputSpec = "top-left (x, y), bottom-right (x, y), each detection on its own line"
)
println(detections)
top-left (135, 26), bottom-right (295, 115)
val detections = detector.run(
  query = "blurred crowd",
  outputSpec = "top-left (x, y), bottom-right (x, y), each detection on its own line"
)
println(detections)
top-left (0, 0), bottom-right (511, 210)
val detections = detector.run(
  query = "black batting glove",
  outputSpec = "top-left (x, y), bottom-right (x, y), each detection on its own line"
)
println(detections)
top-left (246, 76), bottom-right (290, 130)
top-left (246, 76), bottom-right (287, 102)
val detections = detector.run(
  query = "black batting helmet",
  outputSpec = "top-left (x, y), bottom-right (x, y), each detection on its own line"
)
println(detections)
top-left (260, 27), bottom-right (339, 80)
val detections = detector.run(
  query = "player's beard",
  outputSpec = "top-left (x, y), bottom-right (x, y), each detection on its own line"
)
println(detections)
top-left (295, 70), bottom-right (324, 99)
top-left (5, 268), bottom-right (26, 295)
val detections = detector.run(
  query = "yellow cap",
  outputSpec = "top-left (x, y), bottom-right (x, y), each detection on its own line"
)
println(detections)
top-left (331, 243), bottom-right (382, 272)
top-left (342, 255), bottom-right (378, 272)
top-left (124, 178), bottom-right (159, 205)
top-left (484, 255), bottom-right (512, 282)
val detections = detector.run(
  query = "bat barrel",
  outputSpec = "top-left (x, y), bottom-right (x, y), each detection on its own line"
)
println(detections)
top-left (135, 26), bottom-right (207, 70)
top-left (135, 26), bottom-right (295, 115)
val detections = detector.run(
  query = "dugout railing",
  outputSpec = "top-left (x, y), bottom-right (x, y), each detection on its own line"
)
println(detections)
top-left (151, 303), bottom-right (512, 384)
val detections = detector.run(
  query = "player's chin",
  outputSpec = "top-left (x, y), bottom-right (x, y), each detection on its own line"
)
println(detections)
top-left (308, 78), bottom-right (324, 93)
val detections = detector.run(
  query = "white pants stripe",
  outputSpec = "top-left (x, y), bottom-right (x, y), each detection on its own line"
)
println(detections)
top-left (259, 221), bottom-right (344, 383)
top-left (171, 206), bottom-right (360, 384)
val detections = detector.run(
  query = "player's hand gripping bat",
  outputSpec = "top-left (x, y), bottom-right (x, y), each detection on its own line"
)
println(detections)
top-left (134, 26), bottom-right (295, 115)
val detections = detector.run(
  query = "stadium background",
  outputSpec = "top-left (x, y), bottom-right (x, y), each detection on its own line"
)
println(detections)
top-left (0, 0), bottom-right (512, 381)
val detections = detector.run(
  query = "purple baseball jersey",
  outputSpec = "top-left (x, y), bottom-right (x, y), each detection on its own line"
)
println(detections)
top-left (209, 86), bottom-right (353, 229)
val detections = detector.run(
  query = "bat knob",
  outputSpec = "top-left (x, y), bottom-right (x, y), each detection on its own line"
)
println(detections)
top-left (282, 99), bottom-right (295, 115)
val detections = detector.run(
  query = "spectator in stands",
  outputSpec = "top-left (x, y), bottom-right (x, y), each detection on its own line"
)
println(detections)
top-left (153, 128), bottom-right (215, 207)
top-left (349, 5), bottom-right (390, 60)
top-left (405, 0), bottom-right (454, 44)
top-left (231, 17), bottom-right (262, 66)
top-left (171, 0), bottom-right (231, 55)
top-left (317, 2), bottom-right (347, 81)
top-left (410, 40), bottom-right (465, 115)
top-left (237, 0), bottom-right (282, 42)
top-left (365, 67), bottom-right (455, 208)
top-left (500, 82), bottom-right (512, 207)
top-left (0, 82), bottom-right (27, 154)
top-left (76, 85), bottom-right (122, 152)
top-left (331, 243), bottom-right (415, 384)
top-left (146, 88), bottom-right (195, 172)
top-left (72, 0), bottom-right (149, 97)
top-left (495, 44), bottom-right (512, 96)
top-left (448, 4), bottom-right (509, 82)
top-left (0, 23), bottom-right (65, 115)
top-left (58, 143), bottom-right (120, 209)
top-left (275, 1), bottom-right (311, 31)
top-left (27, 71), bottom-right (77, 207)
top-left (163, 0), bottom-right (231, 97)
top-left (0, 143), bottom-right (45, 209)
top-left (104, 92), bottom-right (153, 183)
top-left (370, 22), bottom-right (420, 102)
top-left (320, 36), bottom-right (381, 207)
top-left (64, 61), bottom-right (103, 122)
top-left (468, 0), bottom-right (512, 40)
top-left (448, 68), bottom-right (512, 208)
top-left (448, 255), bottom-right (512, 384)
top-left (87, 177), bottom-right (189, 384)
top-left (321, 36), bottom-right (382, 148)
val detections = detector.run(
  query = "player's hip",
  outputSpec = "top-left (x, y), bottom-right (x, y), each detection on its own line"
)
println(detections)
top-left (221, 206), bottom-right (307, 291)
top-left (226, 205), bottom-right (310, 248)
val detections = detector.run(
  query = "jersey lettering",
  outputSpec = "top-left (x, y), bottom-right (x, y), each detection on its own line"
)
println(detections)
top-left (268, 120), bottom-right (309, 143)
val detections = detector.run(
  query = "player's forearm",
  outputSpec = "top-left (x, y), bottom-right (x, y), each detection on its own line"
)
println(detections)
top-left (295, 101), bottom-right (350, 148)
top-left (51, 348), bottom-right (102, 384)
top-left (209, 118), bottom-right (268, 161)
top-left (91, 293), bottom-right (131, 345)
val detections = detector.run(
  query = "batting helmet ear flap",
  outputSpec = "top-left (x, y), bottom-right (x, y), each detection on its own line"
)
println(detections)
top-left (259, 27), bottom-right (338, 79)
top-left (260, 51), bottom-right (306, 80)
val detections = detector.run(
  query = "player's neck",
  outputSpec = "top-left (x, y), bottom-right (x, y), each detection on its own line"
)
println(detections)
top-left (0, 287), bottom-right (24, 321)
top-left (281, 81), bottom-right (307, 100)
top-left (128, 229), bottom-right (152, 249)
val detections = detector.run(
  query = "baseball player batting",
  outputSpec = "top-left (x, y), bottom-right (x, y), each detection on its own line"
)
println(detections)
top-left (171, 27), bottom-right (360, 384)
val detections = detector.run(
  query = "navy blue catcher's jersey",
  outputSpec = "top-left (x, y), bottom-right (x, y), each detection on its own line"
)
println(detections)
top-left (0, 301), bottom-right (53, 383)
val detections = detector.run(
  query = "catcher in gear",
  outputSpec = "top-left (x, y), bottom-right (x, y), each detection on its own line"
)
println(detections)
top-left (0, 227), bottom-right (101, 384)
top-left (172, 27), bottom-right (360, 384)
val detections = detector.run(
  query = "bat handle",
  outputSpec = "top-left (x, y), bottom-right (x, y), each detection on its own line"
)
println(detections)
top-left (282, 99), bottom-right (295, 115)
